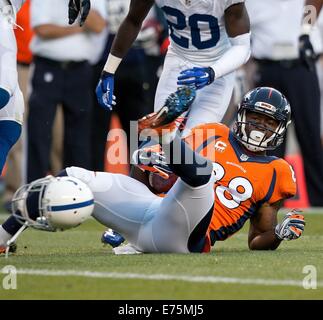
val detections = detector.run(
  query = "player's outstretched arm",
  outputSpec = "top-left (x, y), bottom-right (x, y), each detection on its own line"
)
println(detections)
top-left (248, 201), bottom-right (305, 250)
top-left (96, 0), bottom-right (154, 111)
top-left (109, 0), bottom-right (154, 60)
top-left (248, 201), bottom-right (282, 250)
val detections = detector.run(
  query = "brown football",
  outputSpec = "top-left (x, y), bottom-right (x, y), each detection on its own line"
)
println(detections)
top-left (149, 172), bottom-right (178, 194)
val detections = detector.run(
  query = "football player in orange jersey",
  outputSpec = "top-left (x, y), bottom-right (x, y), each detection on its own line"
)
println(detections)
top-left (103, 86), bottom-right (305, 252)
top-left (0, 86), bottom-right (305, 255)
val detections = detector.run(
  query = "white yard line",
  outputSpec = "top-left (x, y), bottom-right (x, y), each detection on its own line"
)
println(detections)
top-left (7, 268), bottom-right (322, 288)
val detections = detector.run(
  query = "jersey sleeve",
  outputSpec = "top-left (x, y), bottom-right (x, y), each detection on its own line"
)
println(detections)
top-left (225, 0), bottom-right (245, 10)
top-left (269, 159), bottom-right (297, 204)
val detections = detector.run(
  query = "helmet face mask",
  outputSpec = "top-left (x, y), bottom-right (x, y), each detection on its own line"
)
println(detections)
top-left (234, 87), bottom-right (291, 152)
top-left (12, 176), bottom-right (94, 232)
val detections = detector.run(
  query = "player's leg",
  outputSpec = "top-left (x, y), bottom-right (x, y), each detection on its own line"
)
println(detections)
top-left (0, 89), bottom-right (24, 251)
top-left (0, 84), bottom-right (24, 174)
top-left (1, 166), bottom-right (160, 251)
top-left (137, 137), bottom-right (214, 253)
top-left (0, 13), bottom-right (18, 103)
top-left (0, 21), bottom-right (24, 251)
top-left (154, 53), bottom-right (235, 136)
top-left (137, 133), bottom-right (215, 253)
top-left (64, 166), bottom-right (162, 247)
top-left (101, 136), bottom-right (215, 253)
top-left (141, 85), bottom-right (212, 187)
top-left (0, 120), bottom-right (21, 173)
top-left (139, 176), bottom-right (215, 253)
top-left (0, 120), bottom-right (22, 251)
top-left (137, 89), bottom-right (216, 252)
top-left (0, 87), bottom-right (10, 109)
top-left (153, 53), bottom-right (186, 111)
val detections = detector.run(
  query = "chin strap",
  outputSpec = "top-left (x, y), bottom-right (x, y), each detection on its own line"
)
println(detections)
top-left (5, 221), bottom-right (28, 259)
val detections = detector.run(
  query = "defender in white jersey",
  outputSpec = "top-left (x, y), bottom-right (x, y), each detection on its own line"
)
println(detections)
top-left (96, 0), bottom-right (251, 135)
top-left (0, 0), bottom-right (90, 174)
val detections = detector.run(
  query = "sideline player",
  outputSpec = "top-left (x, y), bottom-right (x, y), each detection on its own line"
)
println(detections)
top-left (0, 87), bottom-right (305, 254)
top-left (96, 0), bottom-right (251, 136)
top-left (0, 0), bottom-right (90, 174)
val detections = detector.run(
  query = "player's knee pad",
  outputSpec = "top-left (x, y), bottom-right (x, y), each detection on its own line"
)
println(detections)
top-left (0, 88), bottom-right (10, 109)
top-left (0, 120), bottom-right (22, 174)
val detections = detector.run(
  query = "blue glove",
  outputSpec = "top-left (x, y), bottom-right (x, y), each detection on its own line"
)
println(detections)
top-left (68, 0), bottom-right (91, 26)
top-left (101, 229), bottom-right (125, 248)
top-left (96, 71), bottom-right (116, 111)
top-left (177, 67), bottom-right (215, 89)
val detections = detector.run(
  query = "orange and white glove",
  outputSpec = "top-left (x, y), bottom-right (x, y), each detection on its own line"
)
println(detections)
top-left (132, 144), bottom-right (173, 180)
top-left (275, 210), bottom-right (305, 241)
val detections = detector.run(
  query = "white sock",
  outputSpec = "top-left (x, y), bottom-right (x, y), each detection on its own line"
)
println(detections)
top-left (0, 225), bottom-right (12, 246)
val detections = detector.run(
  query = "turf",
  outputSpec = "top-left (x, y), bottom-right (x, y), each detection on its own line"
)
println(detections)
top-left (0, 212), bottom-right (322, 300)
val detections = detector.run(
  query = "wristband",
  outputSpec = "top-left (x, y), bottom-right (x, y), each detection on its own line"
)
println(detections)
top-left (103, 54), bottom-right (122, 74)
top-left (301, 23), bottom-right (312, 35)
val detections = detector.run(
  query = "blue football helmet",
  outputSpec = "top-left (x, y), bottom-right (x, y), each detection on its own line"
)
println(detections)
top-left (233, 87), bottom-right (291, 152)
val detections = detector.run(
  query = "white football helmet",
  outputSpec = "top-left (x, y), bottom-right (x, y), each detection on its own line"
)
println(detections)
top-left (11, 176), bottom-right (94, 231)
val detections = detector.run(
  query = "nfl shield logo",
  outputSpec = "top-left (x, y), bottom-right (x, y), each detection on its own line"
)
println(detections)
top-left (240, 154), bottom-right (249, 161)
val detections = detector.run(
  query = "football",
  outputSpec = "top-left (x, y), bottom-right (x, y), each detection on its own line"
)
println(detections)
top-left (148, 172), bottom-right (178, 194)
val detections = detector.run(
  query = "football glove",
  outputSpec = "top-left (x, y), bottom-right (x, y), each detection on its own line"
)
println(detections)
top-left (68, 0), bottom-right (91, 26)
top-left (177, 67), bottom-right (215, 89)
top-left (96, 71), bottom-right (116, 111)
top-left (101, 229), bottom-right (125, 248)
top-left (299, 34), bottom-right (316, 71)
top-left (132, 145), bottom-right (173, 180)
top-left (275, 210), bottom-right (305, 241)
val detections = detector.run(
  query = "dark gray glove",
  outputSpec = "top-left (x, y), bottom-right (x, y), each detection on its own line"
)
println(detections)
top-left (68, 0), bottom-right (91, 26)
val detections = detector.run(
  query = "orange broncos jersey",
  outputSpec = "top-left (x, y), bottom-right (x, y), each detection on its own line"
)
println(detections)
top-left (185, 123), bottom-right (297, 252)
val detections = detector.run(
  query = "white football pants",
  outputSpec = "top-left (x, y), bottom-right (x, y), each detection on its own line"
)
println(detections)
top-left (66, 166), bottom-right (215, 253)
top-left (0, 7), bottom-right (24, 124)
top-left (154, 51), bottom-right (235, 136)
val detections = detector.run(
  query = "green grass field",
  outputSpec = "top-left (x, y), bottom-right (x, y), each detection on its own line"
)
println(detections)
top-left (0, 211), bottom-right (323, 300)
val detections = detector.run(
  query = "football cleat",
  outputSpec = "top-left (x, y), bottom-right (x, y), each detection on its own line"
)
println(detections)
top-left (101, 229), bottom-right (125, 248)
top-left (138, 86), bottom-right (196, 137)
top-left (132, 144), bottom-right (173, 179)
top-left (0, 242), bottom-right (17, 256)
